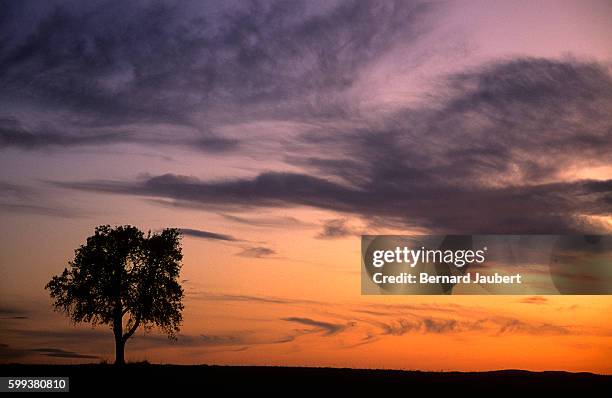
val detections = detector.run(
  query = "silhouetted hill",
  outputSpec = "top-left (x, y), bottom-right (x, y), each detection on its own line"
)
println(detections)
top-left (1, 364), bottom-right (610, 393)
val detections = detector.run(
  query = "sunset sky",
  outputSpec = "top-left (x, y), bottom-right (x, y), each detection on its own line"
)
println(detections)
top-left (1, 0), bottom-right (611, 373)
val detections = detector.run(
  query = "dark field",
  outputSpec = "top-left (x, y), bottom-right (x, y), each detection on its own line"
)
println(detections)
top-left (1, 364), bottom-right (610, 393)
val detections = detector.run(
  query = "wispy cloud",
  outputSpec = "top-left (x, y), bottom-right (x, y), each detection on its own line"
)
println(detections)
top-left (316, 219), bottom-right (357, 239)
top-left (0, 0), bottom-right (431, 140)
top-left (221, 214), bottom-right (313, 229)
top-left (50, 56), bottom-right (612, 234)
top-left (282, 317), bottom-right (347, 336)
top-left (0, 343), bottom-right (28, 361)
top-left (30, 347), bottom-right (99, 359)
top-left (0, 118), bottom-right (132, 150)
top-left (496, 319), bottom-right (569, 336)
top-left (0, 203), bottom-right (84, 219)
top-left (0, 305), bottom-right (29, 320)
top-left (180, 228), bottom-right (238, 242)
top-left (190, 292), bottom-right (316, 305)
top-left (518, 296), bottom-right (549, 305)
top-left (0, 181), bottom-right (84, 218)
top-left (236, 246), bottom-right (276, 258)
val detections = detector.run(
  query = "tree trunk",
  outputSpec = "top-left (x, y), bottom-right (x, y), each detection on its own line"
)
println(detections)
top-left (113, 308), bottom-right (124, 365)
top-left (114, 336), bottom-right (125, 366)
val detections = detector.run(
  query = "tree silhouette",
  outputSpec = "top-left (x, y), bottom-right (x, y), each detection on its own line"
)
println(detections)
top-left (46, 225), bottom-right (184, 365)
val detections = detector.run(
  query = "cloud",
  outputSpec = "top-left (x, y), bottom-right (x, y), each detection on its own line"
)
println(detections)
top-left (199, 334), bottom-right (242, 346)
top-left (1, 295), bottom-right (583, 360)
top-left (378, 319), bottom-right (421, 335)
top-left (0, 118), bottom-right (131, 150)
top-left (55, 172), bottom-right (612, 234)
top-left (0, 305), bottom-right (26, 316)
top-left (191, 136), bottom-right (240, 153)
top-left (30, 347), bottom-right (99, 359)
top-left (0, 305), bottom-right (29, 320)
top-left (0, 203), bottom-right (83, 218)
top-left (496, 319), bottom-right (569, 336)
top-left (1, 328), bottom-right (111, 342)
top-left (0, 0), bottom-right (431, 147)
top-left (371, 316), bottom-right (570, 339)
top-left (316, 218), bottom-right (355, 239)
top-left (282, 317), bottom-right (347, 336)
top-left (236, 246), bottom-right (276, 258)
top-left (190, 292), bottom-right (318, 305)
top-left (53, 58), bottom-right (612, 234)
top-left (193, 293), bottom-right (291, 304)
top-left (0, 343), bottom-right (28, 361)
top-left (221, 214), bottom-right (313, 229)
top-left (3, 4), bottom-right (612, 236)
top-left (0, 117), bottom-right (238, 152)
top-left (421, 318), bottom-right (459, 333)
top-left (377, 317), bottom-right (466, 335)
top-left (518, 296), bottom-right (548, 305)
top-left (128, 331), bottom-right (303, 351)
top-left (0, 181), bottom-right (84, 218)
top-left (180, 228), bottom-right (238, 242)
top-left (0, 181), bottom-right (33, 199)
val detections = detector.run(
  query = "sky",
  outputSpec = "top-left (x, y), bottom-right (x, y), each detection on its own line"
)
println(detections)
top-left (1, 0), bottom-right (611, 372)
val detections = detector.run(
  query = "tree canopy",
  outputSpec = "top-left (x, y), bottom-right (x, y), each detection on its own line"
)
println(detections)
top-left (46, 225), bottom-right (184, 364)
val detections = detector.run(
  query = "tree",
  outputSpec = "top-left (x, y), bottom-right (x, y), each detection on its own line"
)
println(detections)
top-left (46, 225), bottom-right (184, 365)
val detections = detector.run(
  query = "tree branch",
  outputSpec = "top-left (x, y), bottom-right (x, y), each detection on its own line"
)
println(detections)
top-left (122, 316), bottom-right (141, 343)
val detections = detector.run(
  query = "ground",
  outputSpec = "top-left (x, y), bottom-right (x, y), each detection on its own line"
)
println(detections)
top-left (1, 364), bottom-right (610, 393)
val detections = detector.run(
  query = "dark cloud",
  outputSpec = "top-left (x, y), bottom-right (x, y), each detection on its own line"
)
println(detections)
top-left (0, 117), bottom-right (131, 150)
top-left (282, 317), bottom-right (346, 336)
top-left (53, 58), bottom-right (612, 233)
top-left (52, 172), bottom-right (355, 210)
top-left (1, 1), bottom-right (610, 238)
top-left (0, 0), bottom-right (430, 143)
top-left (316, 219), bottom-right (355, 239)
top-left (197, 331), bottom-right (308, 349)
top-left (30, 347), bottom-right (99, 359)
top-left (422, 318), bottom-right (458, 333)
top-left (2, 326), bottom-right (298, 359)
top-left (0, 306), bottom-right (26, 316)
top-left (378, 319), bottom-right (420, 335)
top-left (180, 228), bottom-right (237, 242)
top-left (236, 246), bottom-right (276, 258)
top-left (0, 305), bottom-right (29, 320)
top-left (130, 331), bottom-right (303, 350)
top-left (496, 319), bottom-right (569, 336)
top-left (371, 316), bottom-right (568, 338)
top-left (0, 117), bottom-right (238, 152)
top-left (0, 343), bottom-right (28, 361)
top-left (54, 172), bottom-right (612, 234)
top-left (191, 136), bottom-right (240, 153)
top-left (377, 317), bottom-right (463, 335)
top-left (2, 331), bottom-right (103, 361)
top-left (363, 310), bottom-right (572, 338)
top-left (2, 328), bottom-right (111, 342)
